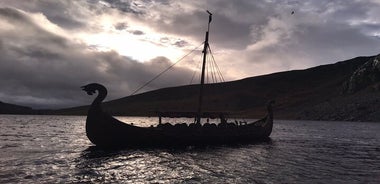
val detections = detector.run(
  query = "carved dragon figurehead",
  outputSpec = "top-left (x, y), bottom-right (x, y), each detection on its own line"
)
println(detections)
top-left (81, 83), bottom-right (108, 106)
top-left (267, 100), bottom-right (275, 110)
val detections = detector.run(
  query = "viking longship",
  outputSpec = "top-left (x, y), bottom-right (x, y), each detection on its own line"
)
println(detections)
top-left (82, 11), bottom-right (274, 148)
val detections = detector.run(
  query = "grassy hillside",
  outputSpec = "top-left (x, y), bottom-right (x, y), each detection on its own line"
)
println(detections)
top-left (0, 101), bottom-right (34, 114)
top-left (55, 55), bottom-right (380, 121)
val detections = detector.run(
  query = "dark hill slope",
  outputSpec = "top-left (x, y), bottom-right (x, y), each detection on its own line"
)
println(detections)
top-left (0, 101), bottom-right (34, 114)
top-left (57, 55), bottom-right (380, 121)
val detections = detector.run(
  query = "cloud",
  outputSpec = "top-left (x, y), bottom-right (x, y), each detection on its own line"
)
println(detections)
top-left (130, 30), bottom-right (144, 35)
top-left (98, 0), bottom-right (143, 14)
top-left (114, 22), bottom-right (128, 30)
top-left (1, 0), bottom-right (380, 108)
top-left (98, 0), bottom-right (380, 77)
top-left (0, 7), bottom-right (194, 108)
top-left (210, 0), bottom-right (380, 77)
top-left (0, 0), bottom-right (90, 30)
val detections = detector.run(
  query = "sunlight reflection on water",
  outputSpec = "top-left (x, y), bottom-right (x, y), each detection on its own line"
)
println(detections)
top-left (0, 115), bottom-right (379, 183)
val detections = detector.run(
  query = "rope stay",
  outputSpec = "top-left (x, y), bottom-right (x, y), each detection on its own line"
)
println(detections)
top-left (189, 48), bottom-right (219, 85)
top-left (189, 54), bottom-right (203, 85)
top-left (208, 50), bottom-right (218, 83)
top-left (130, 43), bottom-right (203, 96)
top-left (188, 43), bottom-right (225, 85)
top-left (129, 39), bottom-right (225, 96)
top-left (208, 45), bottom-right (225, 82)
top-left (201, 44), bottom-right (225, 84)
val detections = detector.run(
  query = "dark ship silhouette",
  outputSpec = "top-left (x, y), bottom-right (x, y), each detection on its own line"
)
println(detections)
top-left (82, 11), bottom-right (274, 148)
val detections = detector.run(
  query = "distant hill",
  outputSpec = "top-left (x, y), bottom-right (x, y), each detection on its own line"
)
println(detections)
top-left (0, 101), bottom-right (34, 114)
top-left (55, 54), bottom-right (380, 122)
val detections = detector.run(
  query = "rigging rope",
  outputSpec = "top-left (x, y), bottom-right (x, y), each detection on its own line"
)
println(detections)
top-left (206, 51), bottom-right (209, 83)
top-left (209, 51), bottom-right (217, 83)
top-left (208, 45), bottom-right (225, 82)
top-left (130, 41), bottom-right (225, 96)
top-left (189, 55), bottom-right (202, 85)
top-left (130, 43), bottom-right (204, 96)
top-left (208, 51), bottom-right (216, 83)
top-left (190, 44), bottom-right (225, 84)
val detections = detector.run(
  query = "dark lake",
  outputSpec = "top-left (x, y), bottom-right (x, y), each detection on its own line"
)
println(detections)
top-left (0, 115), bottom-right (379, 183)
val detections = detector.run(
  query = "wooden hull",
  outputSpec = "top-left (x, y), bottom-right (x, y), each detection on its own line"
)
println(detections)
top-left (82, 83), bottom-right (274, 148)
top-left (85, 111), bottom-right (273, 148)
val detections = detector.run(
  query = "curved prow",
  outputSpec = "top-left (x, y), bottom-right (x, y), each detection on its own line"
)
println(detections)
top-left (262, 100), bottom-right (275, 138)
top-left (81, 83), bottom-right (111, 146)
top-left (81, 83), bottom-right (108, 108)
top-left (266, 100), bottom-right (275, 121)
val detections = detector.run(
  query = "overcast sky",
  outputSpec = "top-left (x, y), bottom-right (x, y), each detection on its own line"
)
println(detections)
top-left (0, 0), bottom-right (379, 109)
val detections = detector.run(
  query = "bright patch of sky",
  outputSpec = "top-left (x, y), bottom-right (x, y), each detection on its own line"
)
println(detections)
top-left (0, 0), bottom-right (380, 108)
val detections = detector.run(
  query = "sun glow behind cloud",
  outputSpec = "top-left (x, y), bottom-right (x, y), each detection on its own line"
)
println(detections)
top-left (79, 32), bottom-right (183, 62)
top-left (1, 0), bottom-right (380, 109)
top-left (73, 12), bottom-right (194, 62)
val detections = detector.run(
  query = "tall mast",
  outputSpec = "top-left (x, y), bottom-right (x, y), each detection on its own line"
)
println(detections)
top-left (196, 10), bottom-right (212, 124)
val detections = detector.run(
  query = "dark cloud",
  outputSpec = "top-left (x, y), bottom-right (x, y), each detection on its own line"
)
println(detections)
top-left (0, 0), bottom-right (88, 29)
top-left (114, 22), bottom-right (128, 30)
top-left (96, 0), bottom-right (143, 14)
top-left (129, 0), bottom-right (277, 50)
top-left (266, 2), bottom-right (379, 59)
top-left (130, 30), bottom-right (144, 35)
top-left (157, 37), bottom-right (189, 47)
top-left (145, 9), bottom-right (253, 50)
top-left (1, 0), bottom-right (380, 108)
top-left (0, 7), bottom-right (194, 109)
top-left (173, 40), bottom-right (188, 48)
top-left (239, 16), bottom-right (380, 76)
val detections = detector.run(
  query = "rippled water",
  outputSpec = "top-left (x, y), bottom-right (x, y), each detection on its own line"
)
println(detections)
top-left (0, 115), bottom-right (379, 183)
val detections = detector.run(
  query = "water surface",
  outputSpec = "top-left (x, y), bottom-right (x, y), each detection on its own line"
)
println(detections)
top-left (0, 115), bottom-right (379, 183)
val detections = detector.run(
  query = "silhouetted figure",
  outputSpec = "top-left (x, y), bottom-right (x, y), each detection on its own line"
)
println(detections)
top-left (203, 123), bottom-right (217, 129)
top-left (220, 114), bottom-right (227, 124)
top-left (175, 123), bottom-right (188, 129)
top-left (189, 123), bottom-right (201, 128)
top-left (226, 122), bottom-right (235, 128)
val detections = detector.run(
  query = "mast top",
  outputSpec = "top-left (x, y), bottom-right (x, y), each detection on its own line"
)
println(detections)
top-left (206, 10), bottom-right (212, 31)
